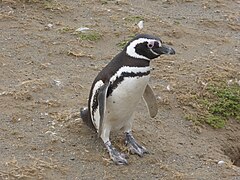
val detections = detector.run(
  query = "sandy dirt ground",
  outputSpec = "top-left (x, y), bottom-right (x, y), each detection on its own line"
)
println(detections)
top-left (0, 0), bottom-right (240, 179)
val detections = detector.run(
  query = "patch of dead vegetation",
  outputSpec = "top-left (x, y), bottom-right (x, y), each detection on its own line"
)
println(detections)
top-left (49, 109), bottom-right (79, 122)
top-left (0, 156), bottom-right (66, 179)
top-left (162, 0), bottom-right (194, 4)
top-left (176, 63), bottom-right (240, 128)
top-left (67, 50), bottom-right (94, 59)
top-left (0, 79), bottom-right (51, 101)
top-left (1, 0), bottom-right (70, 12)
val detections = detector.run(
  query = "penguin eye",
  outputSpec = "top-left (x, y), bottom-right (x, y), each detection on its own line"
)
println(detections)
top-left (147, 42), bottom-right (154, 49)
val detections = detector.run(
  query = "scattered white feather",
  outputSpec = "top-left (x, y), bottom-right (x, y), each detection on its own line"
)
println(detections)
top-left (75, 27), bottom-right (90, 32)
top-left (156, 96), bottom-right (162, 100)
top-left (167, 85), bottom-right (171, 91)
top-left (47, 23), bottom-right (53, 28)
top-left (137, 20), bottom-right (144, 30)
top-left (227, 79), bottom-right (233, 85)
top-left (53, 80), bottom-right (61, 86)
top-left (217, 160), bottom-right (225, 165)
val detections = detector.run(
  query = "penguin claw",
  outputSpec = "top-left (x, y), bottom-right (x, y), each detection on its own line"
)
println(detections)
top-left (125, 132), bottom-right (149, 157)
top-left (129, 144), bottom-right (149, 157)
top-left (105, 141), bottom-right (128, 165)
top-left (111, 153), bottom-right (128, 165)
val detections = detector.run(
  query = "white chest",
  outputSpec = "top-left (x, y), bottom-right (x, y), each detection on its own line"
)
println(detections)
top-left (106, 69), bottom-right (150, 130)
top-left (107, 66), bottom-right (150, 112)
top-left (90, 66), bottom-right (151, 131)
top-left (109, 75), bottom-right (150, 105)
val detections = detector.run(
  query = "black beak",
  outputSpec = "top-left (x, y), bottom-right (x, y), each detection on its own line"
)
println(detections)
top-left (153, 44), bottom-right (175, 55)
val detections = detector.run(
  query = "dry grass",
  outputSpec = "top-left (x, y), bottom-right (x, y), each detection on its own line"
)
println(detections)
top-left (0, 79), bottom-right (50, 101)
top-left (2, 0), bottom-right (69, 12)
top-left (0, 156), bottom-right (66, 179)
top-left (49, 109), bottom-right (79, 122)
top-left (176, 65), bottom-right (240, 128)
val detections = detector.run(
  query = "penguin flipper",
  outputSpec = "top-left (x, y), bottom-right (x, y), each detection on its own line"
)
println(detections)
top-left (97, 81), bottom-right (110, 138)
top-left (143, 84), bottom-right (158, 118)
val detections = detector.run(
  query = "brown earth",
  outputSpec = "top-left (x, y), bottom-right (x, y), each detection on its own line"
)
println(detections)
top-left (0, 0), bottom-right (240, 179)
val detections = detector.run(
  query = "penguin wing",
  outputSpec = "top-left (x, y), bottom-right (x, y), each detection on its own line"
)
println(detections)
top-left (97, 81), bottom-right (110, 137)
top-left (143, 84), bottom-right (158, 118)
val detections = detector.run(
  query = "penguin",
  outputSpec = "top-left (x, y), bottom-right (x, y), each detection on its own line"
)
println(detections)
top-left (80, 34), bottom-right (175, 165)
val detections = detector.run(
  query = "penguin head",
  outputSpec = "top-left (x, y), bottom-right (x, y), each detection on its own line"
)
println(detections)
top-left (125, 34), bottom-right (175, 61)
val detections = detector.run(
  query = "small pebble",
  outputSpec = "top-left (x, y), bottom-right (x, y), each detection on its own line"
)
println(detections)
top-left (47, 23), bottom-right (53, 28)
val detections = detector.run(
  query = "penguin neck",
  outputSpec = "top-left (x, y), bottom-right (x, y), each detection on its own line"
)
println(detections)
top-left (121, 51), bottom-right (150, 68)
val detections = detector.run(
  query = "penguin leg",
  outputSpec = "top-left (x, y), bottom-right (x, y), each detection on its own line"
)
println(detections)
top-left (101, 127), bottom-right (128, 165)
top-left (123, 117), bottom-right (148, 156)
top-left (97, 82), bottom-right (128, 165)
top-left (125, 131), bottom-right (149, 157)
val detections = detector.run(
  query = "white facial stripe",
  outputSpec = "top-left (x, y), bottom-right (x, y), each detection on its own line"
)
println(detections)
top-left (158, 40), bottom-right (162, 47)
top-left (150, 49), bottom-right (159, 56)
top-left (110, 66), bottom-right (151, 83)
top-left (126, 38), bottom-right (151, 60)
top-left (149, 40), bottom-right (161, 55)
top-left (126, 38), bottom-right (162, 59)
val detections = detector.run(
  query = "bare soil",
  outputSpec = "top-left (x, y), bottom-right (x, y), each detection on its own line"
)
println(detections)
top-left (0, 0), bottom-right (240, 179)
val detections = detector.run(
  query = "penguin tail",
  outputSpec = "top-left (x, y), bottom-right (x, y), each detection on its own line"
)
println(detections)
top-left (80, 107), bottom-right (96, 130)
top-left (80, 107), bottom-right (89, 121)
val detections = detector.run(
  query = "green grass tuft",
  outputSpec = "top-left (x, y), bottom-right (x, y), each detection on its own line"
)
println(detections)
top-left (185, 82), bottom-right (240, 128)
top-left (43, 0), bottom-right (69, 12)
top-left (76, 32), bottom-right (102, 42)
top-left (205, 115), bottom-right (226, 129)
top-left (124, 16), bottom-right (144, 23)
top-left (116, 35), bottom-right (135, 49)
top-left (198, 83), bottom-right (239, 128)
top-left (58, 26), bottom-right (74, 33)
